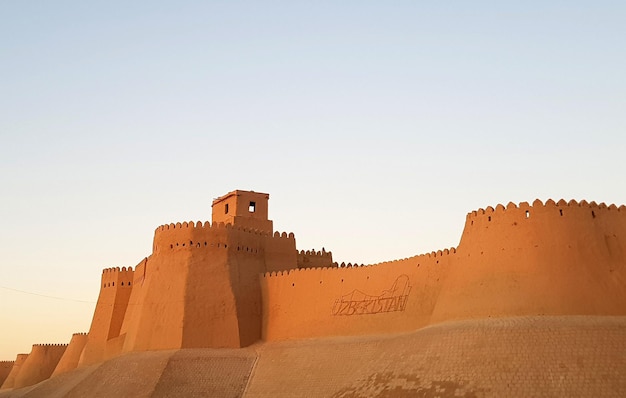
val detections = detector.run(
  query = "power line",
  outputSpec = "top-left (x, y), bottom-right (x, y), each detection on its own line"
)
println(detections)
top-left (0, 285), bottom-right (95, 304)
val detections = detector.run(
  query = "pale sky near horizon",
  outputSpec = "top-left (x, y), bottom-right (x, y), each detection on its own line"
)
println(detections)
top-left (1, 1), bottom-right (625, 360)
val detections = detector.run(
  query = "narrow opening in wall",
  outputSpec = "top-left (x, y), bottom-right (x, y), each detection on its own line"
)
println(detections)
top-left (112, 282), bottom-right (115, 286)
top-left (559, 209), bottom-right (563, 216)
top-left (121, 282), bottom-right (124, 286)
top-left (129, 281), bottom-right (131, 286)
top-left (592, 211), bottom-right (596, 218)
top-left (225, 203), bottom-right (229, 214)
top-left (249, 201), bottom-right (256, 212)
top-left (525, 210), bottom-right (530, 218)
top-left (488, 216), bottom-right (491, 222)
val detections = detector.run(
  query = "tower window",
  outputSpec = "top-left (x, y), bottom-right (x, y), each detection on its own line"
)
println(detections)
top-left (225, 203), bottom-right (229, 214)
top-left (249, 201), bottom-right (256, 212)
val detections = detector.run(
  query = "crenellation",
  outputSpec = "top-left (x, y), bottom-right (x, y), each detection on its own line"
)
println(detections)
top-left (5, 189), bottom-right (626, 390)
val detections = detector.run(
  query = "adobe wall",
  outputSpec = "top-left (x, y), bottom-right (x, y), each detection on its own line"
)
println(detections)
top-left (51, 333), bottom-right (88, 378)
top-left (0, 354), bottom-right (27, 390)
top-left (13, 344), bottom-right (67, 389)
top-left (296, 249), bottom-right (335, 269)
top-left (261, 199), bottom-right (626, 341)
top-left (264, 231), bottom-right (297, 272)
top-left (0, 362), bottom-right (14, 389)
top-left (79, 266), bottom-right (134, 366)
top-left (119, 221), bottom-right (298, 352)
top-left (431, 199), bottom-right (626, 323)
top-left (261, 249), bottom-right (455, 340)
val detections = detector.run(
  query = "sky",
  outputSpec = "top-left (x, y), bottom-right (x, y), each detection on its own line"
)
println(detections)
top-left (1, 1), bottom-right (625, 360)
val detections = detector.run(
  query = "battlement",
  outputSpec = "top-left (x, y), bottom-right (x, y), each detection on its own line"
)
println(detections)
top-left (291, 246), bottom-right (460, 272)
top-left (154, 220), bottom-right (294, 236)
top-left (152, 220), bottom-right (295, 255)
top-left (298, 249), bottom-right (332, 257)
top-left (297, 248), bottom-right (335, 269)
top-left (466, 198), bottom-right (625, 224)
top-left (460, 198), bottom-right (626, 253)
top-left (6, 189), bottom-right (626, 382)
top-left (71, 332), bottom-right (88, 337)
top-left (101, 266), bottom-right (134, 289)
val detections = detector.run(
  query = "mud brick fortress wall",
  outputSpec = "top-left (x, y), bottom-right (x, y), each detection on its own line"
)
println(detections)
top-left (262, 199), bottom-right (626, 340)
top-left (2, 191), bottom-right (625, 391)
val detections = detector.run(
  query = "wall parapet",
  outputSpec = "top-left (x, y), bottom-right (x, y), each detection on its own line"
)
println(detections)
top-left (154, 220), bottom-right (291, 237)
top-left (101, 266), bottom-right (134, 289)
top-left (298, 249), bottom-right (332, 257)
top-left (153, 219), bottom-right (294, 251)
top-left (261, 244), bottom-right (459, 279)
top-left (466, 198), bottom-right (625, 224)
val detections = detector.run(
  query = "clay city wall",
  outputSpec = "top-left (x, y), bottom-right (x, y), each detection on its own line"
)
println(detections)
top-left (12, 344), bottom-right (67, 390)
top-left (0, 362), bottom-right (14, 389)
top-left (0, 355), bottom-right (27, 390)
top-left (118, 221), bottom-right (299, 355)
top-left (51, 333), bottom-right (88, 378)
top-left (296, 249), bottom-right (335, 269)
top-left (261, 199), bottom-right (626, 341)
top-left (261, 248), bottom-right (456, 340)
top-left (431, 199), bottom-right (626, 324)
top-left (2, 197), bottom-right (625, 392)
top-left (79, 266), bottom-right (134, 366)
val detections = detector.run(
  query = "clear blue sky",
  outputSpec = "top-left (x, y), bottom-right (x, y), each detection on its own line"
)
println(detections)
top-left (1, 1), bottom-right (625, 360)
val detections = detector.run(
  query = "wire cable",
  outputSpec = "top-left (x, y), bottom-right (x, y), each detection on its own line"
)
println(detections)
top-left (0, 285), bottom-right (95, 304)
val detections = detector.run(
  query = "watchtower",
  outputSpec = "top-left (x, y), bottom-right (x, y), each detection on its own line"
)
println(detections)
top-left (212, 190), bottom-right (273, 232)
